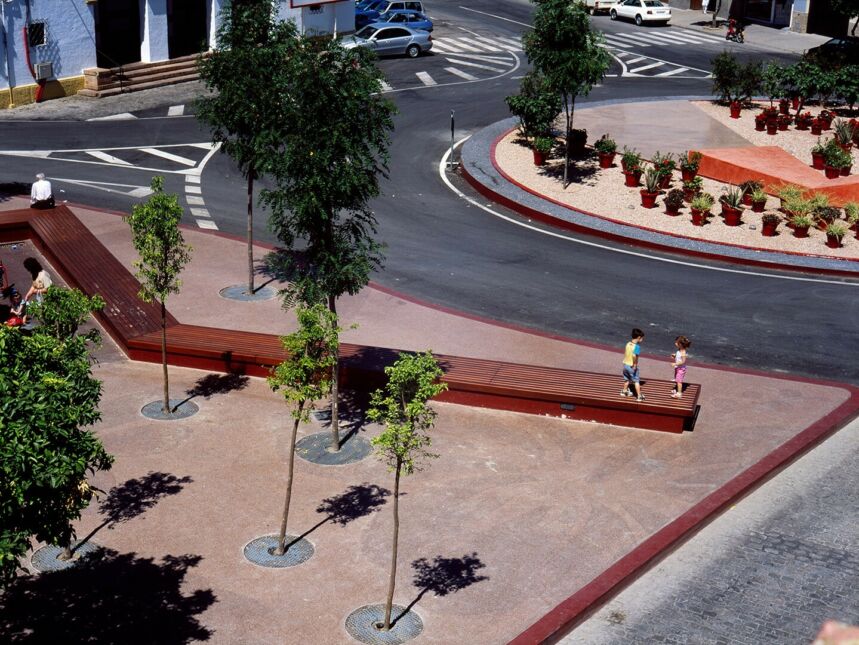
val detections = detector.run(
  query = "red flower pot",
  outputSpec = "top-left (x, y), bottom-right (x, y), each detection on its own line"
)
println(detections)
top-left (742, 192), bottom-right (753, 206)
top-left (598, 152), bottom-right (615, 169)
top-left (730, 102), bottom-right (742, 119)
top-left (841, 165), bottom-right (852, 177)
top-left (779, 99), bottom-right (789, 115)
top-left (533, 149), bottom-right (547, 166)
top-left (752, 200), bottom-right (766, 213)
top-left (691, 209), bottom-right (707, 226)
top-left (795, 119), bottom-right (809, 131)
top-left (791, 97), bottom-right (800, 110)
top-left (681, 168), bottom-right (696, 182)
top-left (665, 204), bottom-right (681, 216)
top-left (761, 221), bottom-right (779, 236)
top-left (767, 122), bottom-right (778, 135)
top-left (640, 190), bottom-right (658, 209)
top-left (811, 152), bottom-right (825, 170)
top-left (811, 121), bottom-right (823, 136)
top-left (793, 225), bottom-right (810, 238)
top-left (755, 119), bottom-right (766, 131)
top-left (837, 142), bottom-right (853, 152)
top-left (826, 234), bottom-right (842, 248)
top-left (777, 120), bottom-right (789, 131)
top-left (722, 205), bottom-right (743, 226)
top-left (658, 174), bottom-right (671, 190)
top-left (623, 170), bottom-right (642, 187)
top-left (824, 165), bottom-right (841, 179)
top-left (683, 188), bottom-right (697, 202)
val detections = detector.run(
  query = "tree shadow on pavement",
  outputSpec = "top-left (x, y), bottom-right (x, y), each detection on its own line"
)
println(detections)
top-left (285, 483), bottom-right (391, 549)
top-left (75, 472), bottom-right (193, 552)
top-left (0, 182), bottom-right (30, 203)
top-left (0, 549), bottom-right (216, 643)
top-left (394, 552), bottom-right (488, 626)
top-left (178, 373), bottom-right (250, 407)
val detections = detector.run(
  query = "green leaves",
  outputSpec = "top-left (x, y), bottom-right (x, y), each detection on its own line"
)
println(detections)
top-left (28, 287), bottom-right (105, 343)
top-left (368, 352), bottom-right (447, 476)
top-left (125, 177), bottom-right (192, 304)
top-left (505, 71), bottom-right (561, 139)
top-left (710, 52), bottom-right (761, 104)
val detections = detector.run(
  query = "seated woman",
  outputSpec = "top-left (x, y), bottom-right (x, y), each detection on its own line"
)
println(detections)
top-left (5, 288), bottom-right (26, 327)
top-left (23, 257), bottom-right (52, 304)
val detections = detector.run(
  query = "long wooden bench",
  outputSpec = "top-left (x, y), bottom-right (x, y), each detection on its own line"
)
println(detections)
top-left (0, 206), bottom-right (701, 433)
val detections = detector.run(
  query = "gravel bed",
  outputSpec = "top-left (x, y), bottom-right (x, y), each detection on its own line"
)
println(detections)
top-left (692, 100), bottom-right (859, 169)
top-left (494, 131), bottom-right (859, 260)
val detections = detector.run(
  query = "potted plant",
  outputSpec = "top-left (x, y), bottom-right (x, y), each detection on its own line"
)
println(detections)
top-left (791, 213), bottom-right (812, 237)
top-left (640, 166), bottom-right (660, 209)
top-left (595, 136), bottom-right (617, 168)
top-left (623, 162), bottom-right (643, 187)
top-left (823, 144), bottom-right (849, 179)
top-left (825, 222), bottom-right (846, 248)
top-left (811, 118), bottom-right (823, 136)
top-left (845, 202), bottom-right (859, 231)
top-left (570, 128), bottom-right (588, 156)
top-left (664, 188), bottom-right (685, 216)
top-left (754, 112), bottom-right (767, 131)
top-left (819, 109), bottom-right (834, 129)
top-left (532, 136), bottom-right (554, 166)
top-left (750, 187), bottom-right (768, 212)
top-left (720, 186), bottom-right (745, 226)
top-left (834, 119), bottom-right (855, 151)
top-left (621, 146), bottom-right (642, 172)
top-left (690, 193), bottom-right (714, 226)
top-left (777, 184), bottom-right (803, 213)
top-left (766, 117), bottom-right (779, 136)
top-left (653, 151), bottom-right (675, 189)
top-left (811, 139), bottom-right (826, 170)
top-left (777, 113), bottom-right (791, 131)
top-left (778, 98), bottom-right (790, 115)
top-left (795, 111), bottom-right (813, 130)
top-left (679, 151), bottom-right (702, 181)
top-left (682, 176), bottom-right (703, 201)
top-left (814, 205), bottom-right (841, 231)
top-left (730, 100), bottom-right (742, 119)
top-left (761, 212), bottom-right (781, 236)
top-left (739, 180), bottom-right (763, 206)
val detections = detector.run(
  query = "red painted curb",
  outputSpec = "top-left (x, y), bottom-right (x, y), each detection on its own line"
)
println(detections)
top-left (459, 130), bottom-right (859, 278)
top-left (508, 388), bottom-right (859, 645)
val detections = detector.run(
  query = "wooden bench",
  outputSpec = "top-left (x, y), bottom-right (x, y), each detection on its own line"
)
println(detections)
top-left (0, 206), bottom-right (701, 433)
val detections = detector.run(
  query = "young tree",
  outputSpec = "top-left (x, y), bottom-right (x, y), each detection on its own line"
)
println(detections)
top-left (505, 71), bottom-right (562, 140)
top-left (29, 286), bottom-right (106, 343)
top-left (523, 0), bottom-right (610, 188)
top-left (0, 290), bottom-right (113, 583)
top-left (267, 303), bottom-right (339, 556)
top-left (196, 0), bottom-right (298, 295)
top-left (368, 351), bottom-right (447, 631)
top-left (263, 36), bottom-right (396, 450)
top-left (126, 176), bottom-right (193, 414)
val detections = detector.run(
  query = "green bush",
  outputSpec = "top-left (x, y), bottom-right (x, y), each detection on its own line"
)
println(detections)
top-left (505, 71), bottom-right (561, 139)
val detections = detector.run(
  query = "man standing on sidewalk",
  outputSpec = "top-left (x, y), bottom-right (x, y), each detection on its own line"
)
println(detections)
top-left (30, 173), bottom-right (54, 209)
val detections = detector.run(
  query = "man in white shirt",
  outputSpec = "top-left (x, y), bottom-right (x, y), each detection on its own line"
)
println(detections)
top-left (30, 172), bottom-right (54, 209)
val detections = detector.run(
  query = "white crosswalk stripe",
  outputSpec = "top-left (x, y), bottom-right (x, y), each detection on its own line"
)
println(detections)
top-left (428, 35), bottom-right (522, 54)
top-left (434, 37), bottom-right (486, 53)
top-left (167, 105), bottom-right (185, 116)
top-left (196, 219), bottom-right (219, 230)
top-left (603, 36), bottom-right (637, 48)
top-left (628, 61), bottom-right (665, 73)
top-left (670, 26), bottom-right (727, 42)
top-left (416, 71), bottom-right (437, 86)
top-left (471, 35), bottom-right (520, 51)
top-left (140, 147), bottom-right (197, 167)
top-left (444, 57), bottom-right (507, 73)
top-left (656, 66), bottom-right (691, 76)
top-left (85, 150), bottom-right (132, 165)
top-left (380, 81), bottom-right (393, 92)
top-left (445, 67), bottom-right (479, 81)
top-left (446, 52), bottom-right (512, 63)
top-left (602, 26), bottom-right (731, 50)
top-left (626, 56), bottom-right (647, 64)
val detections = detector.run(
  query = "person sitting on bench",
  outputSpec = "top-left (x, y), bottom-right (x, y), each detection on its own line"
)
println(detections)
top-left (30, 173), bottom-right (55, 209)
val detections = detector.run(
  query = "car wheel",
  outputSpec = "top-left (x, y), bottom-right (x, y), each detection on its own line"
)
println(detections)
top-left (610, 9), bottom-right (617, 19)
top-left (406, 44), bottom-right (420, 58)
top-left (635, 14), bottom-right (643, 25)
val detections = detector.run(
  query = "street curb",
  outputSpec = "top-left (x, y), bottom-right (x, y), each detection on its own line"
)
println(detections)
top-left (460, 112), bottom-right (859, 277)
top-left (508, 386), bottom-right (859, 645)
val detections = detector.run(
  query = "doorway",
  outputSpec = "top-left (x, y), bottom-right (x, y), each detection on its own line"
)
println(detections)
top-left (94, 0), bottom-right (142, 68)
top-left (168, 0), bottom-right (209, 59)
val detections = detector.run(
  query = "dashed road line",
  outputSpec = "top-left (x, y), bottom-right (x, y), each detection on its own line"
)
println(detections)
top-left (139, 147), bottom-right (197, 166)
top-left (444, 67), bottom-right (479, 81)
top-left (85, 150), bottom-right (133, 165)
top-left (87, 112), bottom-right (138, 121)
top-left (416, 71), bottom-right (437, 86)
top-left (167, 105), bottom-right (185, 116)
top-left (444, 57), bottom-right (507, 73)
top-left (185, 185), bottom-right (202, 194)
top-left (628, 61), bottom-right (665, 73)
top-left (657, 67), bottom-right (691, 77)
top-left (195, 219), bottom-right (219, 230)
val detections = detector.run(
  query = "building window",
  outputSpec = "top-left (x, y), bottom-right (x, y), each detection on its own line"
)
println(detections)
top-left (28, 22), bottom-right (47, 47)
top-left (308, 5), bottom-right (323, 13)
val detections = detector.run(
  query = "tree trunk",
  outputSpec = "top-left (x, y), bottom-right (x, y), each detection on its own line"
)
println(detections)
top-left (382, 460), bottom-right (402, 630)
top-left (247, 167), bottom-right (255, 295)
top-left (562, 97), bottom-right (571, 189)
top-left (275, 402), bottom-right (303, 556)
top-left (327, 294), bottom-right (341, 451)
top-left (59, 544), bottom-right (73, 561)
top-left (161, 300), bottom-right (170, 413)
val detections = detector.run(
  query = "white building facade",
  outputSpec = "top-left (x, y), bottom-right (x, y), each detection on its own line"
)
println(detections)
top-left (0, 0), bottom-right (354, 108)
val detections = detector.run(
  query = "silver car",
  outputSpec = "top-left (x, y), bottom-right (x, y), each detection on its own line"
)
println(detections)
top-left (342, 25), bottom-right (432, 58)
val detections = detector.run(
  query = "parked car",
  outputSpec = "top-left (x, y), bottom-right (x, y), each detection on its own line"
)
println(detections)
top-left (804, 36), bottom-right (859, 69)
top-left (355, 0), bottom-right (390, 29)
top-left (373, 10), bottom-right (433, 31)
top-left (357, 0), bottom-right (425, 28)
top-left (585, 0), bottom-right (619, 15)
top-left (342, 25), bottom-right (432, 58)
top-left (610, 0), bottom-right (671, 25)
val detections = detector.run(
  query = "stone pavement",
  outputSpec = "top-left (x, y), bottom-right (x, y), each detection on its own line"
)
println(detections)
top-left (1, 196), bottom-right (857, 643)
top-left (565, 417), bottom-right (859, 645)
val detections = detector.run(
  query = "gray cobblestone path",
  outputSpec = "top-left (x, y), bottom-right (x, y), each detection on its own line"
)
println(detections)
top-left (564, 419), bottom-right (859, 645)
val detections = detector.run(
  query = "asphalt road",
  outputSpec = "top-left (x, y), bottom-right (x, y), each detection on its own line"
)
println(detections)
top-left (1, 1), bottom-right (857, 384)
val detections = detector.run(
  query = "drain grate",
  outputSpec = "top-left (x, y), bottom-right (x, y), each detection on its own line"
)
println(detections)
top-left (345, 604), bottom-right (423, 644)
top-left (243, 534), bottom-right (314, 568)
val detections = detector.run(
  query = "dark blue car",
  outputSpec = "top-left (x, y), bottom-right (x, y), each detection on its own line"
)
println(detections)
top-left (373, 10), bottom-right (433, 32)
top-left (355, 0), bottom-right (389, 28)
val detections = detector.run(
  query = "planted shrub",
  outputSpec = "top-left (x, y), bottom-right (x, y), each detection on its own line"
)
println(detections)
top-left (594, 135), bottom-right (617, 154)
top-left (506, 71), bottom-right (561, 139)
top-left (664, 189), bottom-right (685, 212)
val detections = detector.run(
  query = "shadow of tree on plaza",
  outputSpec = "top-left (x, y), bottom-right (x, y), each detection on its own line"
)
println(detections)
top-left (0, 182), bottom-right (30, 203)
top-left (0, 550), bottom-right (216, 643)
top-left (178, 372), bottom-right (250, 407)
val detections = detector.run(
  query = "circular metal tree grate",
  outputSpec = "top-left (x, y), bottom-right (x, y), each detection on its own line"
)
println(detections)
top-left (242, 534), bottom-right (314, 568)
top-left (218, 285), bottom-right (278, 302)
top-left (296, 431), bottom-right (372, 466)
top-left (31, 541), bottom-right (102, 572)
top-left (345, 604), bottom-right (423, 645)
top-left (140, 399), bottom-right (199, 421)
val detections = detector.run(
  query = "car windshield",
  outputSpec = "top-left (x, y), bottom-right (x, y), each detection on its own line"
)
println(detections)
top-left (355, 26), bottom-right (378, 39)
top-left (643, 1), bottom-right (664, 6)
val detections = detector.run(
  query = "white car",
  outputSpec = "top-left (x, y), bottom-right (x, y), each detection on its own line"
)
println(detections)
top-left (585, 0), bottom-right (619, 15)
top-left (610, 0), bottom-right (671, 25)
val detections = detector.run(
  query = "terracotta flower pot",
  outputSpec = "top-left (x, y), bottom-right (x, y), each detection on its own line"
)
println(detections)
top-left (640, 190), bottom-right (658, 209)
top-left (761, 221), bottom-right (779, 236)
top-left (683, 188), bottom-right (697, 202)
top-left (779, 99), bottom-right (789, 115)
top-left (658, 174), bottom-right (671, 190)
top-left (795, 116), bottom-right (810, 130)
top-left (824, 165), bottom-right (841, 179)
top-left (777, 120), bottom-right (789, 131)
top-left (681, 168), bottom-right (696, 182)
top-left (742, 192), bottom-right (753, 206)
top-left (533, 149), bottom-right (547, 166)
top-left (752, 200), bottom-right (766, 213)
top-left (826, 233), bottom-right (842, 248)
top-left (793, 225), bottom-right (810, 238)
top-left (690, 209), bottom-right (707, 226)
top-left (837, 141), bottom-right (853, 152)
top-left (722, 204), bottom-right (743, 226)
top-left (598, 151), bottom-right (615, 169)
top-left (623, 170), bottom-right (642, 187)
top-left (791, 97), bottom-right (800, 110)
top-left (665, 204), bottom-right (681, 216)
top-left (767, 122), bottom-right (778, 135)
top-left (755, 119), bottom-right (766, 131)
top-left (811, 152), bottom-right (825, 170)
top-left (730, 102), bottom-right (742, 119)
top-left (811, 121), bottom-right (823, 136)
top-left (841, 165), bottom-right (852, 177)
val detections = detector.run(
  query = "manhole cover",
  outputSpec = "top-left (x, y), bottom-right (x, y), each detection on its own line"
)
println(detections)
top-left (345, 604), bottom-right (423, 644)
top-left (141, 399), bottom-right (199, 420)
top-left (243, 534), bottom-right (314, 568)
top-left (296, 431), bottom-right (372, 465)
top-left (218, 285), bottom-right (278, 302)
top-left (31, 541), bottom-right (102, 572)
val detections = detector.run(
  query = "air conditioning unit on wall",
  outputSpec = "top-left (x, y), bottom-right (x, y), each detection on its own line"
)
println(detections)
top-left (35, 62), bottom-right (53, 80)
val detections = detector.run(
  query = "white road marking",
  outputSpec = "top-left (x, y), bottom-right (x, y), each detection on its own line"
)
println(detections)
top-left (50, 177), bottom-right (153, 198)
top-left (441, 52), bottom-right (511, 63)
top-left (186, 195), bottom-right (205, 205)
top-left (656, 66), bottom-right (691, 76)
top-left (196, 219), bottom-right (219, 230)
top-left (380, 80), bottom-right (393, 92)
top-left (416, 71), bottom-right (437, 86)
top-left (671, 26), bottom-right (727, 42)
top-left (625, 56), bottom-right (647, 64)
top-left (185, 174), bottom-right (201, 184)
top-left (188, 143), bottom-right (218, 150)
top-left (617, 32), bottom-right (667, 46)
top-left (439, 139), bottom-right (857, 287)
top-left (457, 6), bottom-right (533, 28)
top-left (445, 67), bottom-right (479, 81)
top-left (190, 207), bottom-right (210, 217)
top-left (167, 105), bottom-right (185, 116)
top-left (140, 147), bottom-right (197, 166)
top-left (87, 113), bottom-right (138, 121)
top-left (603, 36), bottom-right (636, 48)
top-left (435, 37), bottom-right (485, 53)
top-left (471, 36), bottom-right (521, 51)
top-left (186, 185), bottom-right (202, 194)
top-left (444, 57), bottom-right (507, 72)
top-left (85, 150), bottom-right (132, 166)
top-left (628, 61), bottom-right (665, 73)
